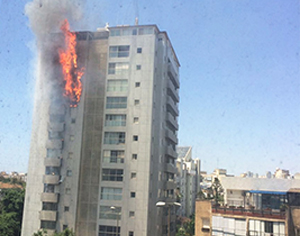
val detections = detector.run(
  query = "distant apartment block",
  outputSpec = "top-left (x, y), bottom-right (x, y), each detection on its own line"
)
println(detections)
top-left (176, 146), bottom-right (200, 217)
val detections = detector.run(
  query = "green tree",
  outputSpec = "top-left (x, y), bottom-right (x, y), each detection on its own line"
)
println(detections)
top-left (211, 177), bottom-right (223, 205)
top-left (0, 188), bottom-right (25, 236)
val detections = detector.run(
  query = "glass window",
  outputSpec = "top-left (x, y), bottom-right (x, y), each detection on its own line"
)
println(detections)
top-left (42, 202), bottom-right (57, 211)
top-left (108, 62), bottom-right (129, 75)
top-left (41, 221), bottom-right (56, 230)
top-left (101, 187), bottom-right (122, 200)
top-left (131, 172), bottom-right (136, 178)
top-left (134, 100), bottom-right (140, 105)
top-left (64, 206), bottom-right (69, 212)
top-left (129, 211), bottom-right (135, 217)
top-left (130, 192), bottom-right (136, 198)
top-left (99, 206), bottom-right (121, 220)
top-left (110, 29), bottom-right (121, 37)
top-left (103, 150), bottom-right (125, 163)
top-left (66, 170), bottom-right (72, 177)
top-left (135, 82), bottom-right (140, 87)
top-left (107, 80), bottom-right (128, 92)
top-left (132, 29), bottom-right (137, 35)
top-left (133, 135), bottom-right (138, 141)
top-left (133, 117), bottom-right (139, 124)
top-left (104, 132), bottom-right (125, 145)
top-left (106, 97), bottom-right (127, 109)
top-left (129, 231), bottom-right (134, 236)
top-left (132, 154), bottom-right (137, 160)
top-left (137, 48), bottom-right (142, 53)
top-left (99, 225), bottom-right (120, 236)
top-left (102, 169), bottom-right (124, 181)
top-left (46, 149), bottom-right (60, 158)
top-left (44, 184), bottom-right (55, 193)
top-left (109, 45), bottom-right (130, 58)
top-left (105, 115), bottom-right (126, 127)
top-left (45, 167), bottom-right (60, 176)
top-left (136, 65), bottom-right (141, 70)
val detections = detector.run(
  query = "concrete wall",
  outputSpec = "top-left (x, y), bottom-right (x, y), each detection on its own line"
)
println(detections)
top-left (195, 200), bottom-right (212, 236)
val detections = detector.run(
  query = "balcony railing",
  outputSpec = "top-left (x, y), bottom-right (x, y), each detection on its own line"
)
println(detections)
top-left (212, 206), bottom-right (286, 220)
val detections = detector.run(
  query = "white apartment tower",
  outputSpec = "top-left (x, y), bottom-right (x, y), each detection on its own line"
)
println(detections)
top-left (22, 25), bottom-right (180, 236)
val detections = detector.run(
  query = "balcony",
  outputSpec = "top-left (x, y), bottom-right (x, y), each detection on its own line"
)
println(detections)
top-left (41, 193), bottom-right (59, 203)
top-left (47, 122), bottom-right (65, 132)
top-left (165, 146), bottom-right (177, 158)
top-left (165, 130), bottom-right (178, 144)
top-left (167, 64), bottom-right (179, 89)
top-left (39, 210), bottom-right (57, 221)
top-left (167, 97), bottom-right (179, 116)
top-left (43, 175), bottom-right (60, 185)
top-left (167, 80), bottom-right (179, 103)
top-left (166, 113), bottom-right (178, 131)
top-left (44, 158), bottom-right (61, 167)
top-left (212, 206), bottom-right (286, 220)
top-left (46, 140), bottom-right (63, 150)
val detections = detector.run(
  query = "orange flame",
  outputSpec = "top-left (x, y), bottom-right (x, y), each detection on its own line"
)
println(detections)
top-left (58, 19), bottom-right (84, 107)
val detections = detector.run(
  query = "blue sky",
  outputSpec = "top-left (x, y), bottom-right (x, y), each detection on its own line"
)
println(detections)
top-left (0, 0), bottom-right (299, 175)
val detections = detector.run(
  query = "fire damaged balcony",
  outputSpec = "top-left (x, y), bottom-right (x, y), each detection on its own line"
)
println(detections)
top-left (41, 193), bottom-right (59, 203)
top-left (39, 210), bottom-right (57, 221)
top-left (167, 64), bottom-right (179, 89)
top-left (44, 158), bottom-right (62, 167)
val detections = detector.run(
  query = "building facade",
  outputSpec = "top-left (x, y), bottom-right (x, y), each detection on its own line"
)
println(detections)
top-left (22, 24), bottom-right (180, 236)
top-left (176, 146), bottom-right (201, 217)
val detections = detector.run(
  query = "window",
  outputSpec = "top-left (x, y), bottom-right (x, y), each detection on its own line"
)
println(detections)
top-left (105, 115), bottom-right (126, 127)
top-left (106, 97), bottom-right (127, 109)
top-left (104, 132), bottom-right (125, 145)
top-left (132, 29), bottom-right (137, 35)
top-left (265, 221), bottom-right (273, 233)
top-left (102, 169), bottom-right (124, 181)
top-left (41, 221), bottom-right (56, 230)
top-left (65, 188), bottom-right (71, 195)
top-left (133, 135), bottom-right (138, 141)
top-left (63, 225), bottom-right (68, 230)
top-left (64, 206), bottom-right (69, 212)
top-left (130, 192), bottom-right (136, 198)
top-left (133, 117), bottom-right (139, 124)
top-left (101, 187), bottom-right (122, 200)
top-left (135, 82), bottom-right (140, 87)
top-left (136, 65), bottom-right (141, 70)
top-left (45, 167), bottom-right (60, 176)
top-left (109, 45), bottom-right (130, 58)
top-left (48, 131), bottom-right (63, 139)
top-left (110, 29), bottom-right (121, 36)
top-left (66, 170), bottom-right (72, 177)
top-left (132, 154), bottom-right (137, 160)
top-left (131, 172), bottom-right (136, 178)
top-left (99, 225), bottom-right (120, 236)
top-left (71, 118), bottom-right (76, 123)
top-left (129, 231), bottom-right (134, 236)
top-left (137, 48), bottom-right (142, 53)
top-left (46, 149), bottom-right (60, 158)
top-left (44, 184), bottom-right (55, 193)
top-left (69, 135), bottom-right (74, 141)
top-left (103, 150), bottom-right (125, 163)
top-left (107, 80), bottom-right (128, 92)
top-left (68, 152), bottom-right (73, 159)
top-left (108, 62), bottom-right (129, 75)
top-left (42, 202), bottom-right (57, 211)
top-left (129, 211), bottom-right (135, 217)
top-left (134, 100), bottom-right (140, 105)
top-left (99, 206), bottom-right (121, 220)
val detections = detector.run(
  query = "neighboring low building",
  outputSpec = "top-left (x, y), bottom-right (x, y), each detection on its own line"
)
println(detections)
top-left (195, 195), bottom-right (299, 236)
top-left (176, 146), bottom-right (201, 217)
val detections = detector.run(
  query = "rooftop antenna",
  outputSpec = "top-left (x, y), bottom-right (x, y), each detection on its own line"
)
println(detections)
top-left (135, 17), bottom-right (139, 25)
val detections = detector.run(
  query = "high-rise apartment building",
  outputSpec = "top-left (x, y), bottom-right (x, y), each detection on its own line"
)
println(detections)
top-left (22, 24), bottom-right (180, 236)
